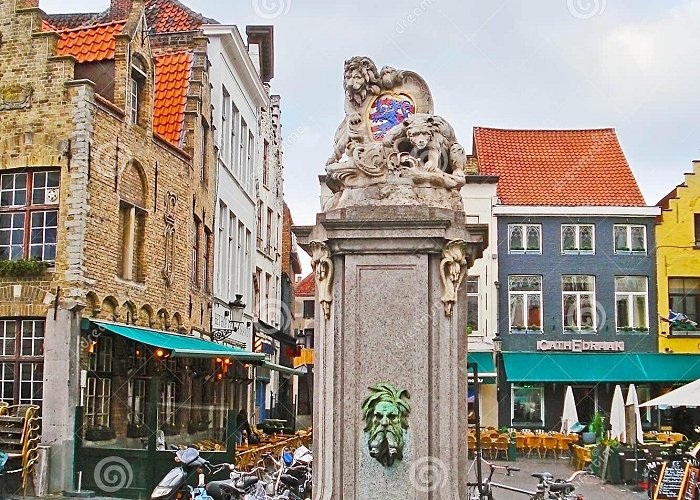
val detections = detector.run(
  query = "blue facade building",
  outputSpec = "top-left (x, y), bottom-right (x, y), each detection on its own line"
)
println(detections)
top-left (473, 127), bottom-right (663, 430)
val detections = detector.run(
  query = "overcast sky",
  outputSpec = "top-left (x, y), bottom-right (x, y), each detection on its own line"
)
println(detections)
top-left (42, 0), bottom-right (700, 229)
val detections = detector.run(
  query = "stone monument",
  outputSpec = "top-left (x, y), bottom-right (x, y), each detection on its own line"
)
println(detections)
top-left (295, 56), bottom-right (487, 499)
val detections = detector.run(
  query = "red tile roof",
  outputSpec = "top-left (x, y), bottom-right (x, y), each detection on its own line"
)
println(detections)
top-left (144, 0), bottom-right (218, 33)
top-left (473, 127), bottom-right (646, 207)
top-left (295, 273), bottom-right (315, 297)
top-left (153, 51), bottom-right (193, 146)
top-left (45, 12), bottom-right (104, 30)
top-left (55, 21), bottom-right (126, 63)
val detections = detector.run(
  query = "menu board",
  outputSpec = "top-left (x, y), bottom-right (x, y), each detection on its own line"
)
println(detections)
top-left (681, 467), bottom-right (698, 500)
top-left (653, 461), bottom-right (687, 500)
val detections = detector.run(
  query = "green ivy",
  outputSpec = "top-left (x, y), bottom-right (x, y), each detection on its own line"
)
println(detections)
top-left (0, 259), bottom-right (50, 278)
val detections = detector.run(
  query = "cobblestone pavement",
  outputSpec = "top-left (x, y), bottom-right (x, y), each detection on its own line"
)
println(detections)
top-left (467, 456), bottom-right (649, 499)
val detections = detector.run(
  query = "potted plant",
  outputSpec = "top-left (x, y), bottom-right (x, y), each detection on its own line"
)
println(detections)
top-left (528, 325), bottom-right (542, 332)
top-left (583, 412), bottom-right (604, 444)
top-left (0, 258), bottom-right (50, 278)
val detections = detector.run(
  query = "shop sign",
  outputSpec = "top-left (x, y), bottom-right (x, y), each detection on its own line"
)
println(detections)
top-left (536, 340), bottom-right (625, 352)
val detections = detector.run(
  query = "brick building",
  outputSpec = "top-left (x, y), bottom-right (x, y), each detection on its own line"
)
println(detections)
top-left (0, 0), bottom-right (247, 492)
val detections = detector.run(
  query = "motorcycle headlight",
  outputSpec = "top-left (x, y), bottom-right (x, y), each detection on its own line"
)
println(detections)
top-left (151, 487), bottom-right (172, 498)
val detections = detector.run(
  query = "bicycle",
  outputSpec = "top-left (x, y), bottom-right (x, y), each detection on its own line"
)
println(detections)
top-left (468, 456), bottom-right (589, 499)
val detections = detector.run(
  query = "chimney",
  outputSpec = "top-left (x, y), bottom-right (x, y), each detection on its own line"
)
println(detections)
top-left (110, 0), bottom-right (133, 20)
top-left (19, 0), bottom-right (40, 7)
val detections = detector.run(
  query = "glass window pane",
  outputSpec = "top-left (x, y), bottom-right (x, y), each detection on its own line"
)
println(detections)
top-left (15, 174), bottom-right (26, 189)
top-left (509, 275), bottom-right (542, 291)
top-left (617, 296), bottom-right (630, 328)
top-left (631, 227), bottom-right (645, 251)
top-left (510, 294), bottom-right (524, 328)
top-left (562, 226), bottom-right (576, 250)
top-left (47, 171), bottom-right (60, 187)
top-left (616, 276), bottom-right (646, 293)
top-left (614, 226), bottom-right (628, 250)
top-left (509, 226), bottom-right (523, 250)
top-left (527, 294), bottom-right (541, 328)
top-left (580, 226), bottom-right (593, 250)
top-left (580, 295), bottom-right (595, 328)
top-left (512, 386), bottom-right (543, 425)
top-left (563, 295), bottom-right (578, 327)
top-left (466, 296), bottom-right (478, 331)
top-left (634, 296), bottom-right (647, 329)
top-left (526, 226), bottom-right (540, 251)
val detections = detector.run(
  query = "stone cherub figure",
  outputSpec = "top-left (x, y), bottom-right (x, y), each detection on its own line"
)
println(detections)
top-left (361, 383), bottom-right (410, 467)
top-left (382, 113), bottom-right (466, 189)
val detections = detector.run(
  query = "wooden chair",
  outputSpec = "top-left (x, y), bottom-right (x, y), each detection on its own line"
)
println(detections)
top-left (556, 436), bottom-right (570, 458)
top-left (573, 445), bottom-right (592, 470)
top-left (670, 433), bottom-right (686, 442)
top-left (493, 436), bottom-right (510, 460)
top-left (482, 437), bottom-right (495, 459)
top-left (542, 436), bottom-right (558, 459)
top-left (525, 435), bottom-right (542, 458)
top-left (467, 435), bottom-right (477, 459)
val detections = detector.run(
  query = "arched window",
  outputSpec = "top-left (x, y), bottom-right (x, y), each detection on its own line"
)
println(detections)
top-left (118, 161), bottom-right (147, 282)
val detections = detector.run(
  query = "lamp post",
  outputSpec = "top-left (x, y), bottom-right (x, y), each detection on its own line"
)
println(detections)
top-left (493, 332), bottom-right (503, 429)
top-left (211, 294), bottom-right (246, 342)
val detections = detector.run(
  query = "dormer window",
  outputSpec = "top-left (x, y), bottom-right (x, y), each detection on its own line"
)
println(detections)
top-left (130, 58), bottom-right (147, 126)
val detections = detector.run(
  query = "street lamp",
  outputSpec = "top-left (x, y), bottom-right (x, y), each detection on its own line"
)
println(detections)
top-left (492, 333), bottom-right (502, 353)
top-left (211, 294), bottom-right (246, 342)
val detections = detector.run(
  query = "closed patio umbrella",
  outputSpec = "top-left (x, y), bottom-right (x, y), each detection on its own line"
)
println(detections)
top-left (610, 385), bottom-right (626, 443)
top-left (561, 386), bottom-right (580, 434)
top-left (626, 384), bottom-right (644, 445)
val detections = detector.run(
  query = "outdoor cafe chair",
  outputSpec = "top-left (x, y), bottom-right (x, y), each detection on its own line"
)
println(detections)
top-left (493, 436), bottom-right (510, 460)
top-left (525, 435), bottom-right (542, 458)
top-left (515, 435), bottom-right (527, 456)
top-left (542, 436), bottom-right (559, 459)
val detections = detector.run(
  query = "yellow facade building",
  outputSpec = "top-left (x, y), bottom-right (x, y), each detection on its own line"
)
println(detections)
top-left (657, 160), bottom-right (700, 353)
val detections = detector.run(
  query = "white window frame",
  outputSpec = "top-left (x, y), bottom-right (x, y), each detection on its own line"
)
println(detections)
top-left (561, 224), bottom-right (595, 255)
top-left (465, 276), bottom-right (479, 334)
top-left (238, 119), bottom-right (248, 183)
top-left (511, 384), bottom-right (545, 426)
top-left (220, 87), bottom-right (230, 162)
top-left (230, 103), bottom-right (239, 170)
top-left (86, 376), bottom-right (111, 427)
top-left (159, 380), bottom-right (176, 426)
top-left (508, 275), bottom-right (543, 333)
top-left (508, 224), bottom-right (542, 254)
top-left (613, 224), bottom-right (647, 254)
top-left (128, 378), bottom-right (146, 426)
top-left (562, 275), bottom-right (597, 333)
top-left (615, 276), bottom-right (649, 332)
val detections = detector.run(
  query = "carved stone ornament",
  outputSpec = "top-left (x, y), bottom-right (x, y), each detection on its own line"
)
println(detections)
top-left (309, 241), bottom-right (333, 319)
top-left (0, 83), bottom-right (33, 111)
top-left (162, 192), bottom-right (177, 286)
top-left (324, 56), bottom-right (467, 211)
top-left (362, 383), bottom-right (410, 467)
top-left (440, 239), bottom-right (468, 316)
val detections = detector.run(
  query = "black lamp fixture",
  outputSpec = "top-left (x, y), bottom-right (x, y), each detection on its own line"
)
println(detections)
top-left (492, 333), bottom-right (503, 353)
top-left (211, 294), bottom-right (246, 342)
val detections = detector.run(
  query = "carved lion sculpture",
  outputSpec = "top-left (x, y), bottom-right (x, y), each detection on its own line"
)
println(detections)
top-left (362, 383), bottom-right (410, 467)
top-left (383, 113), bottom-right (456, 173)
top-left (326, 57), bottom-right (381, 165)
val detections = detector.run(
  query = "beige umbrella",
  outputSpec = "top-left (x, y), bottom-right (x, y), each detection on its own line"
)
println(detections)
top-left (610, 385), bottom-right (626, 443)
top-left (626, 384), bottom-right (644, 445)
top-left (561, 386), bottom-right (580, 434)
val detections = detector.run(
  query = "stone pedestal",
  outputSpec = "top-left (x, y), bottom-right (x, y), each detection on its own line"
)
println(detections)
top-left (300, 206), bottom-right (486, 500)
